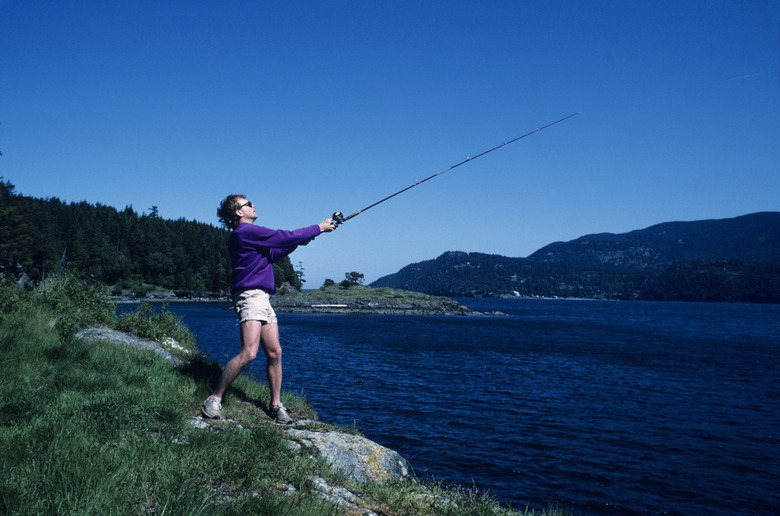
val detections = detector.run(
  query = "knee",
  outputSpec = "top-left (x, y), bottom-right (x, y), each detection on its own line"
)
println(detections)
top-left (265, 345), bottom-right (282, 363)
top-left (239, 349), bottom-right (259, 363)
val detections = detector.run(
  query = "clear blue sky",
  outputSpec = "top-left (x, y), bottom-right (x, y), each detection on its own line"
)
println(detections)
top-left (2, 1), bottom-right (778, 287)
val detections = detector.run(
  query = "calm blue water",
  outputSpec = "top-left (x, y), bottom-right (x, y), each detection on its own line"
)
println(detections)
top-left (132, 299), bottom-right (780, 515)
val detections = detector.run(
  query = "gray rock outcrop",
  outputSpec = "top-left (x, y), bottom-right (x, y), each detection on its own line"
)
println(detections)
top-left (76, 326), bottom-right (181, 363)
top-left (284, 427), bottom-right (409, 483)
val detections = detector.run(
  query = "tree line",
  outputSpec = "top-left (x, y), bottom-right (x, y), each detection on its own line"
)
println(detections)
top-left (370, 251), bottom-right (780, 303)
top-left (372, 253), bottom-right (650, 299)
top-left (4, 178), bottom-right (777, 303)
top-left (641, 260), bottom-right (780, 303)
top-left (0, 178), bottom-right (301, 295)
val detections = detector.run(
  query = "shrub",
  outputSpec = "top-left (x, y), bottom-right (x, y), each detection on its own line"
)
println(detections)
top-left (116, 301), bottom-right (196, 351)
top-left (0, 280), bottom-right (29, 316)
top-left (30, 273), bottom-right (115, 338)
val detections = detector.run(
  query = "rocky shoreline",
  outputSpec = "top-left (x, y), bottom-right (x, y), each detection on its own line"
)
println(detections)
top-left (270, 294), bottom-right (489, 316)
top-left (112, 286), bottom-right (506, 316)
top-left (75, 326), bottom-right (413, 513)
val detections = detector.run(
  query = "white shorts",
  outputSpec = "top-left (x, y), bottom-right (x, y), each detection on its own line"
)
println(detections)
top-left (231, 289), bottom-right (277, 324)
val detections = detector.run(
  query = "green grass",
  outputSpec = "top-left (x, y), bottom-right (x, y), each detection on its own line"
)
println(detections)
top-left (0, 300), bottom-right (343, 515)
top-left (0, 276), bottom-right (567, 515)
top-left (293, 284), bottom-right (456, 302)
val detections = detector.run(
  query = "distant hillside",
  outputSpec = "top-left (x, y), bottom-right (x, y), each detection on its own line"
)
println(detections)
top-left (527, 212), bottom-right (780, 269)
top-left (370, 251), bottom-right (649, 299)
top-left (371, 212), bottom-right (780, 302)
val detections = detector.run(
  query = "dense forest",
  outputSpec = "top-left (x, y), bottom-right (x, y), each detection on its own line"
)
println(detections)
top-left (0, 178), bottom-right (301, 295)
top-left (372, 212), bottom-right (780, 303)
top-left (641, 260), bottom-right (780, 303)
top-left (371, 251), bottom-right (647, 299)
top-left (371, 251), bottom-right (780, 303)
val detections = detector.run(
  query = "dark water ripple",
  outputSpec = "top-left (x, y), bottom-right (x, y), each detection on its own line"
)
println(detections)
top-left (149, 299), bottom-right (780, 515)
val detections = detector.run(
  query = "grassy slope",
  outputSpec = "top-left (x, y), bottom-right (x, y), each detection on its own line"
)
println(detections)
top-left (1, 306), bottom-right (336, 514)
top-left (0, 281), bottom-right (561, 515)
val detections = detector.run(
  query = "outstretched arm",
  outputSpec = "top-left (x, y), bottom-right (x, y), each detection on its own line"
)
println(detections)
top-left (300, 218), bottom-right (337, 247)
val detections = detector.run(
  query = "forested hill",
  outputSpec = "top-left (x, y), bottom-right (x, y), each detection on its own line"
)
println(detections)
top-left (370, 212), bottom-right (780, 303)
top-left (0, 179), bottom-right (300, 295)
top-left (527, 212), bottom-right (780, 269)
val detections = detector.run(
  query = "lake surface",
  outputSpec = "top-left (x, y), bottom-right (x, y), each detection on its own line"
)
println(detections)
top-left (133, 299), bottom-right (780, 515)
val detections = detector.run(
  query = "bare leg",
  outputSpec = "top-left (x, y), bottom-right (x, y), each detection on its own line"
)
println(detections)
top-left (210, 320), bottom-right (262, 399)
top-left (259, 322), bottom-right (283, 407)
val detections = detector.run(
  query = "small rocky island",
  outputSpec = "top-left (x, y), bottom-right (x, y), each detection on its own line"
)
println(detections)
top-left (272, 285), bottom-right (503, 316)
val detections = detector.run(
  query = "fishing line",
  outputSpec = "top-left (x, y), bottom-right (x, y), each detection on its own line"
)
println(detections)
top-left (330, 69), bottom-right (770, 227)
top-left (577, 69), bottom-right (774, 117)
top-left (723, 71), bottom-right (772, 82)
top-left (332, 112), bottom-right (580, 225)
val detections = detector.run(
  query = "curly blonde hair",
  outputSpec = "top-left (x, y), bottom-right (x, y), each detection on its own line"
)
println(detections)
top-left (217, 194), bottom-right (246, 230)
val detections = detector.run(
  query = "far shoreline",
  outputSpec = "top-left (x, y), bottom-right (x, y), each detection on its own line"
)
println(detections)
top-left (110, 286), bottom-right (508, 316)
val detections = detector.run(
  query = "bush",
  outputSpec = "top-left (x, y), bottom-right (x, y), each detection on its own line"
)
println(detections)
top-left (116, 301), bottom-right (196, 351)
top-left (0, 280), bottom-right (29, 316)
top-left (30, 273), bottom-right (115, 338)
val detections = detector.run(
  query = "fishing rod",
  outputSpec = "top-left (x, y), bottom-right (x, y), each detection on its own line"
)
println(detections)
top-left (331, 112), bottom-right (580, 225)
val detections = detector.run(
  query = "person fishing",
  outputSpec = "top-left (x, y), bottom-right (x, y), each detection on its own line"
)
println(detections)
top-left (201, 114), bottom-right (576, 423)
top-left (201, 195), bottom-right (337, 423)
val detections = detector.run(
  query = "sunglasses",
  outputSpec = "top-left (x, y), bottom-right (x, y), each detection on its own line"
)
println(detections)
top-left (238, 200), bottom-right (252, 209)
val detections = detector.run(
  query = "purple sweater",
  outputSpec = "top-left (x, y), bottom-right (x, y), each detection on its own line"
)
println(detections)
top-left (229, 222), bottom-right (321, 294)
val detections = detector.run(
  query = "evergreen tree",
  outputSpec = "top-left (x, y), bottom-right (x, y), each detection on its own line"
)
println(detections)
top-left (0, 180), bottom-right (300, 294)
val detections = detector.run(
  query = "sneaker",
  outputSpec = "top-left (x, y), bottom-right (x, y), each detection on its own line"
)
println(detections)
top-left (270, 403), bottom-right (293, 424)
top-left (201, 396), bottom-right (222, 419)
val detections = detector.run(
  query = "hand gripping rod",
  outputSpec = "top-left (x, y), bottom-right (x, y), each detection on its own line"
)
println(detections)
top-left (332, 112), bottom-right (579, 225)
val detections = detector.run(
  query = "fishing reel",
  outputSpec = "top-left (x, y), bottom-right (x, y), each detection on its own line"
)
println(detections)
top-left (332, 211), bottom-right (345, 225)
